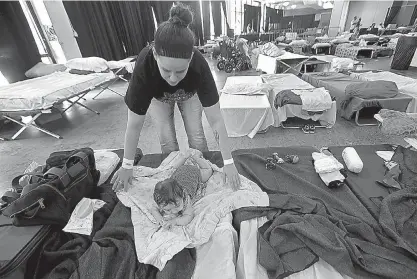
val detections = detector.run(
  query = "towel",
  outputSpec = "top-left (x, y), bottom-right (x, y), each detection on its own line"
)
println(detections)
top-left (292, 87), bottom-right (333, 112)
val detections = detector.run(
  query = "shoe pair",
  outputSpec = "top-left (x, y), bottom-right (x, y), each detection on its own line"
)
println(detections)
top-left (302, 124), bottom-right (316, 134)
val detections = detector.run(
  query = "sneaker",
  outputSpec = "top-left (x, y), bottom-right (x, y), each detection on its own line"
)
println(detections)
top-left (302, 124), bottom-right (310, 134)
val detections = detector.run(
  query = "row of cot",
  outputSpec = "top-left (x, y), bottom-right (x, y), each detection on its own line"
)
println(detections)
top-left (219, 71), bottom-right (417, 138)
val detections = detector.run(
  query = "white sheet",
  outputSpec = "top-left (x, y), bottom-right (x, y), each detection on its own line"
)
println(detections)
top-left (94, 151), bottom-right (120, 186)
top-left (237, 217), bottom-right (353, 279)
top-left (220, 94), bottom-right (274, 138)
top-left (350, 71), bottom-right (417, 113)
top-left (0, 71), bottom-right (116, 112)
top-left (117, 149), bottom-right (269, 270)
top-left (220, 76), bottom-right (274, 138)
top-left (291, 88), bottom-right (333, 112)
top-left (261, 74), bottom-right (336, 127)
top-left (193, 213), bottom-right (238, 279)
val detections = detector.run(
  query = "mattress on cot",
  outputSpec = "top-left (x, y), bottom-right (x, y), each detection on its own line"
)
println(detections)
top-left (113, 150), bottom-right (239, 279)
top-left (349, 71), bottom-right (417, 113)
top-left (302, 72), bottom-right (413, 119)
top-left (232, 145), bottom-right (417, 279)
top-left (335, 45), bottom-right (379, 59)
top-left (220, 75), bottom-right (274, 138)
top-left (0, 71), bottom-right (116, 113)
top-left (261, 73), bottom-right (336, 127)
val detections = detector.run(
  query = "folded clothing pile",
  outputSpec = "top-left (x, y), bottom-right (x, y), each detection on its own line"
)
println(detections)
top-left (312, 150), bottom-right (345, 188)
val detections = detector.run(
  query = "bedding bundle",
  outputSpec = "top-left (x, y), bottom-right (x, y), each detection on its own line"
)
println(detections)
top-left (116, 149), bottom-right (269, 270)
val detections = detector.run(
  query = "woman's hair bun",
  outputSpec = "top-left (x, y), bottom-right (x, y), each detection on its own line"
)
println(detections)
top-left (169, 2), bottom-right (193, 27)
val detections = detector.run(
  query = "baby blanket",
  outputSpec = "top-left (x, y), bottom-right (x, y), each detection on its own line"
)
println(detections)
top-left (117, 149), bottom-right (269, 270)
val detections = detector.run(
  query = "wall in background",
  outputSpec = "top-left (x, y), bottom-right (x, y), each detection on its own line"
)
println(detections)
top-left (393, 3), bottom-right (417, 26)
top-left (44, 0), bottom-right (81, 60)
top-left (328, 0), bottom-right (350, 36)
top-left (345, 0), bottom-right (393, 31)
top-left (284, 7), bottom-right (331, 17)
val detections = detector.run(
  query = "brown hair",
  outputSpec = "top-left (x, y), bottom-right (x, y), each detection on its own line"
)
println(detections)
top-left (153, 2), bottom-right (195, 59)
top-left (153, 178), bottom-right (184, 207)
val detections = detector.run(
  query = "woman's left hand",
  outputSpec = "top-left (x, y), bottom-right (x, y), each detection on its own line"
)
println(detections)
top-left (224, 164), bottom-right (241, 191)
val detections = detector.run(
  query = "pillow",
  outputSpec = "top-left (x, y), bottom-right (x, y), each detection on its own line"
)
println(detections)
top-left (358, 34), bottom-right (379, 42)
top-left (289, 40), bottom-right (307, 46)
top-left (65, 57), bottom-right (109, 73)
top-left (331, 38), bottom-right (350, 44)
top-left (25, 62), bottom-right (67, 78)
top-left (312, 42), bottom-right (331, 49)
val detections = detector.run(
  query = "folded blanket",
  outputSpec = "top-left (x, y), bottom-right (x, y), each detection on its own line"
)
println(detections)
top-left (260, 42), bottom-right (285, 57)
top-left (312, 152), bottom-right (344, 174)
top-left (274, 90), bottom-right (302, 108)
top-left (340, 80), bottom-right (399, 110)
top-left (292, 87), bottom-right (333, 112)
top-left (117, 149), bottom-right (268, 270)
top-left (221, 82), bottom-right (271, 96)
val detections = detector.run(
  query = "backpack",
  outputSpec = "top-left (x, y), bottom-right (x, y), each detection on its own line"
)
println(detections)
top-left (2, 148), bottom-right (100, 227)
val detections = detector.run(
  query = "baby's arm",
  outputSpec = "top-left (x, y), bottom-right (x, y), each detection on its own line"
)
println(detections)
top-left (150, 206), bottom-right (165, 226)
top-left (172, 153), bottom-right (188, 169)
top-left (193, 157), bottom-right (213, 182)
top-left (171, 207), bottom-right (195, 226)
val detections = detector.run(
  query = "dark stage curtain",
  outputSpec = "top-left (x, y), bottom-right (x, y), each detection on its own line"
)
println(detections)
top-left (265, 7), bottom-right (282, 32)
top-left (64, 1), bottom-right (156, 60)
top-left (113, 1), bottom-right (156, 56)
top-left (150, 1), bottom-right (173, 24)
top-left (244, 4), bottom-right (261, 32)
top-left (0, 1), bottom-right (40, 83)
top-left (63, 1), bottom-right (126, 60)
top-left (211, 1), bottom-right (222, 37)
top-left (384, 1), bottom-right (403, 26)
top-left (202, 1), bottom-right (211, 40)
top-left (185, 1), bottom-right (204, 46)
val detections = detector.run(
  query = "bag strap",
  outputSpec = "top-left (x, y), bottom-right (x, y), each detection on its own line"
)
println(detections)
top-left (44, 167), bottom-right (71, 187)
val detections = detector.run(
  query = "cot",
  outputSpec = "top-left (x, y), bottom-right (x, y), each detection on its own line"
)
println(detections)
top-left (257, 53), bottom-right (313, 75)
top-left (350, 70), bottom-right (417, 113)
top-left (93, 56), bottom-right (136, 99)
top-left (261, 73), bottom-right (337, 128)
top-left (302, 72), bottom-right (413, 125)
top-left (232, 144), bottom-right (416, 279)
top-left (219, 76), bottom-right (274, 138)
top-left (0, 71), bottom-right (116, 140)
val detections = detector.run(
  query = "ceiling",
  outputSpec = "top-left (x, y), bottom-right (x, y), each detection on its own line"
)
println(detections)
top-left (262, 0), bottom-right (334, 10)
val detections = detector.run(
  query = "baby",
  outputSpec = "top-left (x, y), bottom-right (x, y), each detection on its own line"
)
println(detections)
top-left (151, 155), bottom-right (213, 229)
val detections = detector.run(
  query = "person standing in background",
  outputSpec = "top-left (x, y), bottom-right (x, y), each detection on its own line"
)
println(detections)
top-left (350, 16), bottom-right (358, 33)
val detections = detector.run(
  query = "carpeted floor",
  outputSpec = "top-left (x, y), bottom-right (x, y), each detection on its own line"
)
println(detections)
top-left (0, 56), bottom-right (412, 193)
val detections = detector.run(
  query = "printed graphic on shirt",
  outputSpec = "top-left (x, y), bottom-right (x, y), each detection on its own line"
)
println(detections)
top-left (157, 89), bottom-right (196, 103)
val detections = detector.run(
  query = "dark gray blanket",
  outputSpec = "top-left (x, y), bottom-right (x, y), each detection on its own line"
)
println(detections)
top-left (302, 73), bottom-right (413, 120)
top-left (232, 146), bottom-right (417, 279)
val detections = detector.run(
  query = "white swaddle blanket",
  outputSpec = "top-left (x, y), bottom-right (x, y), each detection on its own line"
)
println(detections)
top-left (116, 149), bottom-right (269, 270)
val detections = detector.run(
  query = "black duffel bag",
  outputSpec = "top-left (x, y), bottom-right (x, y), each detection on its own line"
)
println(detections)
top-left (2, 149), bottom-right (100, 227)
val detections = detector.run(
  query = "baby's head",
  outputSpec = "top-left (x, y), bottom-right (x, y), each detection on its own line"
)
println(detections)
top-left (153, 178), bottom-right (185, 215)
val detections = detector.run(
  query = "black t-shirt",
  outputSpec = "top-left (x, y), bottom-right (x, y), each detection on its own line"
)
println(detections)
top-left (125, 46), bottom-right (219, 115)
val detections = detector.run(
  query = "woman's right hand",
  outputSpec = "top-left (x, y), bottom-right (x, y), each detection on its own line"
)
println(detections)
top-left (111, 167), bottom-right (133, 192)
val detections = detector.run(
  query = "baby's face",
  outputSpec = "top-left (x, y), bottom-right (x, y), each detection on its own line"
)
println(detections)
top-left (161, 198), bottom-right (184, 215)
